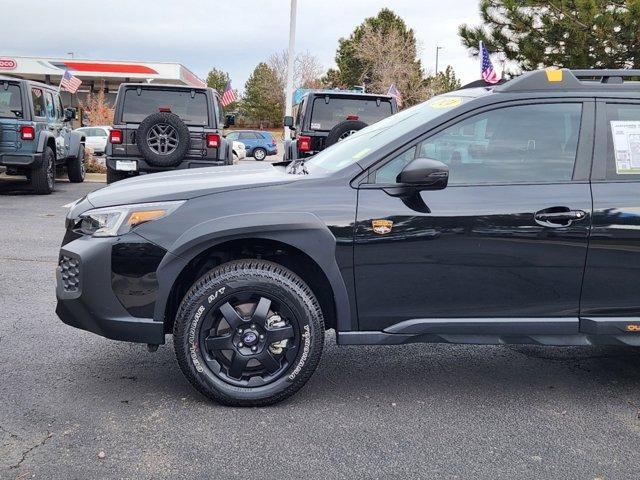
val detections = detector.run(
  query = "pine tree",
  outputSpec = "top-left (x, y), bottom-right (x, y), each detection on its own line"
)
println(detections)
top-left (242, 63), bottom-right (283, 128)
top-left (206, 68), bottom-right (237, 111)
top-left (460, 0), bottom-right (640, 71)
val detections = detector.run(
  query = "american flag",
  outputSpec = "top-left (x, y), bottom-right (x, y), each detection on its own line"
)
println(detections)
top-left (387, 84), bottom-right (402, 107)
top-left (60, 70), bottom-right (82, 94)
top-left (480, 41), bottom-right (499, 84)
top-left (220, 80), bottom-right (236, 107)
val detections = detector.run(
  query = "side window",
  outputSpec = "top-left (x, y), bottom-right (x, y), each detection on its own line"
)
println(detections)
top-left (226, 132), bottom-right (238, 140)
top-left (54, 94), bottom-right (63, 119)
top-left (375, 146), bottom-right (416, 183)
top-left (375, 103), bottom-right (582, 185)
top-left (44, 91), bottom-right (55, 120)
top-left (31, 88), bottom-right (46, 117)
top-left (605, 103), bottom-right (640, 179)
top-left (240, 132), bottom-right (257, 140)
top-left (215, 97), bottom-right (225, 126)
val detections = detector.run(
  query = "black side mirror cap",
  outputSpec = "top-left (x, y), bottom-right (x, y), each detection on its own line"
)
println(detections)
top-left (63, 107), bottom-right (77, 122)
top-left (224, 114), bottom-right (235, 127)
top-left (398, 157), bottom-right (449, 190)
top-left (283, 116), bottom-right (294, 128)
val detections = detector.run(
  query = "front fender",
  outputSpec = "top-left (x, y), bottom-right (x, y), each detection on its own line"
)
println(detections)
top-left (151, 211), bottom-right (352, 331)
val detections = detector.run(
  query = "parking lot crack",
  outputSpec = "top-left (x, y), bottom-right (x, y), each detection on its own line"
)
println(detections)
top-left (9, 431), bottom-right (52, 470)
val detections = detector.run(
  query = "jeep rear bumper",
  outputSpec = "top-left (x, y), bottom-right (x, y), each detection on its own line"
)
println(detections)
top-left (107, 156), bottom-right (227, 172)
top-left (0, 152), bottom-right (42, 167)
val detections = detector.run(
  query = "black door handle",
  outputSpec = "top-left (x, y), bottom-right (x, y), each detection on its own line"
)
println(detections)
top-left (534, 207), bottom-right (587, 226)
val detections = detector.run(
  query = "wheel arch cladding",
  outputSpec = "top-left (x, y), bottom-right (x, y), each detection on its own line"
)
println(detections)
top-left (37, 131), bottom-right (56, 154)
top-left (153, 212), bottom-right (351, 334)
top-left (67, 131), bottom-right (84, 159)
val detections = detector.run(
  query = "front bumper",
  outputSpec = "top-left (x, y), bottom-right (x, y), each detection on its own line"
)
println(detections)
top-left (107, 156), bottom-right (226, 173)
top-left (0, 152), bottom-right (42, 167)
top-left (55, 234), bottom-right (165, 345)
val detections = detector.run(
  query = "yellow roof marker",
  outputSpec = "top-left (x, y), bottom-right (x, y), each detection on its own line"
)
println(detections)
top-left (545, 68), bottom-right (563, 82)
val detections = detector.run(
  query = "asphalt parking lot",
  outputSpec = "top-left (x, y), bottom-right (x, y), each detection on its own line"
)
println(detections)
top-left (2, 177), bottom-right (640, 479)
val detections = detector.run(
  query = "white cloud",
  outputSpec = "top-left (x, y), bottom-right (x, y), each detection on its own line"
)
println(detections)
top-left (0, 0), bottom-right (485, 91)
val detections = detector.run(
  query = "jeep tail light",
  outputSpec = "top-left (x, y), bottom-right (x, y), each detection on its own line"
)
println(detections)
top-left (298, 136), bottom-right (311, 152)
top-left (20, 126), bottom-right (35, 141)
top-left (207, 133), bottom-right (220, 148)
top-left (109, 129), bottom-right (123, 144)
top-left (346, 115), bottom-right (359, 121)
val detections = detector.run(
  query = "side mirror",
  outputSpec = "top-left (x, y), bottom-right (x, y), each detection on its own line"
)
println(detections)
top-left (63, 107), bottom-right (76, 122)
top-left (283, 116), bottom-right (294, 128)
top-left (398, 157), bottom-right (449, 190)
top-left (224, 114), bottom-right (235, 127)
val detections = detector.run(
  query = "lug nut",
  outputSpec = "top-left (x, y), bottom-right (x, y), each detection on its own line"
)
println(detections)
top-left (251, 324), bottom-right (256, 329)
top-left (251, 346), bottom-right (257, 352)
top-left (238, 329), bottom-right (243, 334)
top-left (238, 342), bottom-right (244, 348)
top-left (259, 334), bottom-right (265, 340)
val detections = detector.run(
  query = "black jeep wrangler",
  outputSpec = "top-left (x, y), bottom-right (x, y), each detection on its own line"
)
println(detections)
top-left (57, 69), bottom-right (640, 406)
top-left (0, 76), bottom-right (85, 194)
top-left (283, 90), bottom-right (398, 160)
top-left (106, 83), bottom-right (234, 183)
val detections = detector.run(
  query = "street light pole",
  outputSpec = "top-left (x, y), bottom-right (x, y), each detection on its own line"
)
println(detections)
top-left (435, 46), bottom-right (443, 75)
top-left (284, 0), bottom-right (297, 142)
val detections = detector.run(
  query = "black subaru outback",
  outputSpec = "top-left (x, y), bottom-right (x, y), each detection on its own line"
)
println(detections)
top-left (58, 69), bottom-right (640, 406)
top-left (283, 90), bottom-right (398, 161)
top-left (106, 83), bottom-right (234, 183)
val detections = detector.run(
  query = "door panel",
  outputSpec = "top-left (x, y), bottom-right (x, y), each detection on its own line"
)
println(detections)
top-left (355, 185), bottom-right (592, 330)
top-left (581, 101), bottom-right (640, 317)
top-left (354, 100), bottom-right (594, 331)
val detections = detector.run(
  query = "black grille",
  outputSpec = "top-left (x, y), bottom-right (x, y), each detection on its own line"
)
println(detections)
top-left (59, 255), bottom-right (81, 293)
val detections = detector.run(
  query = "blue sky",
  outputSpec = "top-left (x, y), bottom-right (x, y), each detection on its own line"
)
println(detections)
top-left (1, 0), bottom-right (484, 91)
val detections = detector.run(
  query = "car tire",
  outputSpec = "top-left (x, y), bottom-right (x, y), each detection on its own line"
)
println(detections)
top-left (31, 146), bottom-right (55, 195)
top-left (325, 120), bottom-right (368, 148)
top-left (253, 147), bottom-right (267, 161)
top-left (106, 166), bottom-right (129, 184)
top-left (136, 112), bottom-right (191, 167)
top-left (67, 144), bottom-right (86, 183)
top-left (173, 259), bottom-right (325, 407)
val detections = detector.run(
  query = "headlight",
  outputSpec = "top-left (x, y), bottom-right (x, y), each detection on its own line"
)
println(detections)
top-left (78, 201), bottom-right (184, 237)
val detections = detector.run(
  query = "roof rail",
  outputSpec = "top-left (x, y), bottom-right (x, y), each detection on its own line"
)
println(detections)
top-left (495, 68), bottom-right (640, 93)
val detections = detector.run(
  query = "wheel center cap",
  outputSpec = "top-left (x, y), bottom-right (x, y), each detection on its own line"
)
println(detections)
top-left (242, 331), bottom-right (258, 346)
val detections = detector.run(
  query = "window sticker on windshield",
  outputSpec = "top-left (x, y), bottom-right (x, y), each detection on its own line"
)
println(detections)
top-left (428, 97), bottom-right (463, 109)
top-left (352, 148), bottom-right (371, 160)
top-left (310, 122), bottom-right (321, 130)
top-left (610, 121), bottom-right (640, 174)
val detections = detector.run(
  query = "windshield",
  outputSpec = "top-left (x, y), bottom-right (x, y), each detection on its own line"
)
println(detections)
top-left (310, 96), bottom-right (393, 131)
top-left (122, 89), bottom-right (209, 125)
top-left (303, 95), bottom-right (469, 173)
top-left (0, 84), bottom-right (22, 119)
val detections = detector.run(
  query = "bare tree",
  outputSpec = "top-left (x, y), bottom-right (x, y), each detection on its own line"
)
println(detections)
top-left (353, 24), bottom-right (428, 106)
top-left (268, 50), bottom-right (324, 91)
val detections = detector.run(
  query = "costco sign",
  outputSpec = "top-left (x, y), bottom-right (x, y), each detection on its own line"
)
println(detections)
top-left (0, 58), bottom-right (17, 70)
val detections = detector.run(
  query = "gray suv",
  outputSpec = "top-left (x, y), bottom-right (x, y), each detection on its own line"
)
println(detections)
top-left (0, 76), bottom-right (85, 194)
top-left (106, 83), bottom-right (234, 183)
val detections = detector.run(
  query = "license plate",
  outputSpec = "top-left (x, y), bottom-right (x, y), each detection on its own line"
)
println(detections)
top-left (115, 160), bottom-right (137, 171)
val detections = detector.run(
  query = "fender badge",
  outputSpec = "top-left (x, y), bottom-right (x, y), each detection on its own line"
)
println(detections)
top-left (372, 219), bottom-right (393, 235)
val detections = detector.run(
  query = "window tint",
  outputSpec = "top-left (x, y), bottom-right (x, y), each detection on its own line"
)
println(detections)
top-left (54, 94), bottom-right (63, 119)
top-left (122, 89), bottom-right (208, 125)
top-left (226, 132), bottom-right (238, 140)
top-left (239, 132), bottom-right (259, 140)
top-left (375, 146), bottom-right (416, 183)
top-left (375, 103), bottom-right (582, 185)
top-left (605, 103), bottom-right (640, 178)
top-left (44, 91), bottom-right (55, 120)
top-left (31, 87), bottom-right (45, 118)
top-left (310, 97), bottom-right (393, 131)
top-left (0, 84), bottom-right (23, 119)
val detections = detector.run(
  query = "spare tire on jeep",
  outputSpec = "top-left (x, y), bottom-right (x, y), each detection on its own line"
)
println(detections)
top-left (137, 112), bottom-right (191, 167)
top-left (324, 120), bottom-right (368, 148)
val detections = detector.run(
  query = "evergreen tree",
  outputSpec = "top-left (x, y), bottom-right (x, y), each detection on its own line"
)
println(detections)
top-left (460, 1), bottom-right (640, 71)
top-left (425, 65), bottom-right (462, 97)
top-left (242, 63), bottom-right (283, 128)
top-left (206, 68), bottom-right (237, 111)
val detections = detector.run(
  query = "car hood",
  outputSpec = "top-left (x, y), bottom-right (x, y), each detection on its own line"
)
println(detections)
top-left (87, 163), bottom-right (296, 208)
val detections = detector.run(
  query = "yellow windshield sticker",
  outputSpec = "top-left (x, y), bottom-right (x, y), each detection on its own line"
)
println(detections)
top-left (428, 97), bottom-right (463, 109)
top-left (352, 148), bottom-right (372, 160)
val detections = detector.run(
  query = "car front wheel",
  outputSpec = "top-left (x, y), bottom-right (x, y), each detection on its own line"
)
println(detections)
top-left (173, 259), bottom-right (325, 406)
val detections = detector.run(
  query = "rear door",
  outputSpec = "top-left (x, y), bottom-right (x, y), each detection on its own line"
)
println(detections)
top-left (581, 100), bottom-right (640, 327)
top-left (354, 99), bottom-right (595, 332)
top-left (44, 90), bottom-right (65, 159)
